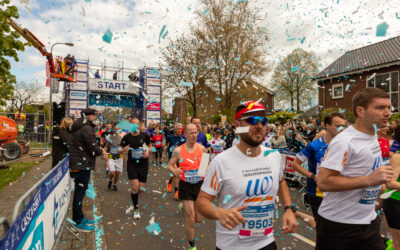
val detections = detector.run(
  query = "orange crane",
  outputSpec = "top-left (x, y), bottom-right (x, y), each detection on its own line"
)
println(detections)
top-left (6, 18), bottom-right (77, 83)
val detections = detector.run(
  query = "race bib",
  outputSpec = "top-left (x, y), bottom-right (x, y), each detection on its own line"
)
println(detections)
top-left (154, 141), bottom-right (162, 146)
top-left (239, 205), bottom-right (274, 237)
top-left (212, 145), bottom-right (223, 154)
top-left (130, 148), bottom-right (143, 159)
top-left (111, 146), bottom-right (119, 155)
top-left (184, 169), bottom-right (202, 184)
top-left (359, 185), bottom-right (381, 204)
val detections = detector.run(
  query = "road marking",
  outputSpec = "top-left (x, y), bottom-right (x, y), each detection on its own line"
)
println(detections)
top-left (291, 233), bottom-right (316, 247)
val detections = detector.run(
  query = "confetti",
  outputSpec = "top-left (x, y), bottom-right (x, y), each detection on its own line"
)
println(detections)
top-left (337, 126), bottom-right (344, 132)
top-left (223, 195), bottom-right (231, 204)
top-left (376, 22), bottom-right (389, 37)
top-left (102, 29), bottom-right (113, 43)
top-left (373, 124), bottom-right (378, 134)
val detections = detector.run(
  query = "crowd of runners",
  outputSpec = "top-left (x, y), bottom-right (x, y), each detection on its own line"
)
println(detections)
top-left (61, 87), bottom-right (400, 250)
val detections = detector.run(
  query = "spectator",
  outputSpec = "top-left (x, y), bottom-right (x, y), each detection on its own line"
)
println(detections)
top-left (94, 70), bottom-right (101, 78)
top-left (113, 71), bottom-right (118, 80)
top-left (52, 117), bottom-right (73, 167)
top-left (69, 108), bottom-right (108, 232)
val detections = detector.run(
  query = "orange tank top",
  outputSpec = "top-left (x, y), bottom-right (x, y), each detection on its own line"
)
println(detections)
top-left (179, 143), bottom-right (203, 183)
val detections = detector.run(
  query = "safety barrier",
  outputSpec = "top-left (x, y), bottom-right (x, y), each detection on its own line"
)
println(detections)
top-left (0, 157), bottom-right (72, 250)
top-left (277, 148), bottom-right (308, 185)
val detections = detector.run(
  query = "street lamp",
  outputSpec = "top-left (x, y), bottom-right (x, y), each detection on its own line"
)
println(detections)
top-left (49, 42), bottom-right (74, 143)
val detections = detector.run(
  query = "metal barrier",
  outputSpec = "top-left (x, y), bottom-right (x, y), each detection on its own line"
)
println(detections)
top-left (277, 148), bottom-right (308, 185)
top-left (1, 157), bottom-right (72, 249)
top-left (25, 132), bottom-right (49, 143)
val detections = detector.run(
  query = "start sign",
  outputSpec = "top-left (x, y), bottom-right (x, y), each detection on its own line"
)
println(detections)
top-left (88, 78), bottom-right (141, 94)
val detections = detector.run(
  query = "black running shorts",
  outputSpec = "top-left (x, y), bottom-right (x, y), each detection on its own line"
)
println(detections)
top-left (382, 198), bottom-right (400, 230)
top-left (178, 180), bottom-right (203, 201)
top-left (127, 164), bottom-right (149, 183)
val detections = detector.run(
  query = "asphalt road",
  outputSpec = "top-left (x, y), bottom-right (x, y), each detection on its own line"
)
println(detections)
top-left (92, 155), bottom-right (317, 250)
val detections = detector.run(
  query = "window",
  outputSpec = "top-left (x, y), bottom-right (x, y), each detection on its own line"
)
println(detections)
top-left (366, 71), bottom-right (399, 112)
top-left (332, 83), bottom-right (343, 99)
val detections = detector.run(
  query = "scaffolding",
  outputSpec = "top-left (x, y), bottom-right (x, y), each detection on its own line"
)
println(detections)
top-left (88, 59), bottom-right (141, 81)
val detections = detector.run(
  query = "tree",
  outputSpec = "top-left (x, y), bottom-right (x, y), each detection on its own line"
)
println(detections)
top-left (192, 0), bottom-right (269, 118)
top-left (12, 81), bottom-right (41, 113)
top-left (161, 35), bottom-right (212, 116)
top-left (0, 0), bottom-right (26, 106)
top-left (271, 48), bottom-right (319, 112)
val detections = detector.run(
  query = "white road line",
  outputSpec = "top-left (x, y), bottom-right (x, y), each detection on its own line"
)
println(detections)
top-left (291, 233), bottom-right (316, 247)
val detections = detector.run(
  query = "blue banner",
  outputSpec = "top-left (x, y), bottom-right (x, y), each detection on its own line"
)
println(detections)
top-left (88, 93), bottom-right (142, 108)
top-left (0, 157), bottom-right (71, 250)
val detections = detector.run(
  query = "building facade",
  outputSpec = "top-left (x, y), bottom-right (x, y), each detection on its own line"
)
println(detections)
top-left (317, 36), bottom-right (400, 113)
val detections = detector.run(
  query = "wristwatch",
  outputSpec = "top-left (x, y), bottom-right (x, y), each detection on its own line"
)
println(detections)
top-left (310, 174), bottom-right (316, 181)
top-left (284, 205), bottom-right (297, 213)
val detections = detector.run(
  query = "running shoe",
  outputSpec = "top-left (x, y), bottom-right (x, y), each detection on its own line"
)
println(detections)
top-left (174, 190), bottom-right (179, 200)
top-left (81, 218), bottom-right (94, 226)
top-left (113, 185), bottom-right (118, 191)
top-left (76, 222), bottom-right (94, 232)
top-left (166, 180), bottom-right (172, 193)
top-left (134, 209), bottom-right (141, 219)
top-left (189, 246), bottom-right (196, 250)
top-left (108, 181), bottom-right (112, 190)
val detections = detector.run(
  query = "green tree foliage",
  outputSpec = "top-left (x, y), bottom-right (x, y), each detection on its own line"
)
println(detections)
top-left (267, 111), bottom-right (296, 124)
top-left (0, 0), bottom-right (25, 106)
top-left (271, 48), bottom-right (318, 112)
top-left (320, 107), bottom-right (355, 124)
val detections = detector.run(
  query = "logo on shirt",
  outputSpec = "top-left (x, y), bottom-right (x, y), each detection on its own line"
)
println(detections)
top-left (245, 176), bottom-right (274, 201)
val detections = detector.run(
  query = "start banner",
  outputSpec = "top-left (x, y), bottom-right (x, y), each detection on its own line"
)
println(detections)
top-left (0, 157), bottom-right (72, 250)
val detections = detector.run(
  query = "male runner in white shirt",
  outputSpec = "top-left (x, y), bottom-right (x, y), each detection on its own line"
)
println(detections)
top-left (196, 101), bottom-right (297, 250)
top-left (316, 88), bottom-right (394, 250)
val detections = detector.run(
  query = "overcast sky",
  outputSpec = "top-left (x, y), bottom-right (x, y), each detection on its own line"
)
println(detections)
top-left (8, 0), bottom-right (400, 111)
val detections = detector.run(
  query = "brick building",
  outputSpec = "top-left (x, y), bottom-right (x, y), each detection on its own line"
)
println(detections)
top-left (172, 80), bottom-right (274, 123)
top-left (316, 36), bottom-right (400, 113)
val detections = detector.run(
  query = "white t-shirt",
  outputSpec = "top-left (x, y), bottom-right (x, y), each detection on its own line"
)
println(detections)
top-left (318, 126), bottom-right (382, 224)
top-left (232, 137), bottom-right (240, 146)
top-left (201, 145), bottom-right (283, 250)
top-left (209, 138), bottom-right (226, 160)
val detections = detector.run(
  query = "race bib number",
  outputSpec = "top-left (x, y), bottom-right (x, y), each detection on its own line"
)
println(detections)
top-left (111, 146), bottom-right (119, 155)
top-left (130, 148), bottom-right (143, 159)
top-left (360, 185), bottom-right (381, 204)
top-left (211, 145), bottom-right (223, 154)
top-left (184, 169), bottom-right (202, 184)
top-left (154, 141), bottom-right (162, 146)
top-left (239, 205), bottom-right (274, 237)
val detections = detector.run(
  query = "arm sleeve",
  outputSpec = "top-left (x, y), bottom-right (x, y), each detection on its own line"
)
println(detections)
top-left (296, 144), bottom-right (313, 163)
top-left (320, 138), bottom-right (350, 172)
top-left (201, 159), bottom-right (223, 196)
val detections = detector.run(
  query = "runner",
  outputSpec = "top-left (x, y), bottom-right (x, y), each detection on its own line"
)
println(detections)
top-left (120, 118), bottom-right (151, 219)
top-left (104, 124), bottom-right (123, 191)
top-left (291, 112), bottom-right (347, 219)
top-left (100, 122), bottom-right (113, 175)
top-left (196, 101), bottom-right (297, 250)
top-left (163, 123), bottom-right (183, 200)
top-left (382, 124), bottom-right (400, 250)
top-left (151, 127), bottom-right (163, 166)
top-left (168, 123), bottom-right (207, 250)
top-left (316, 88), bottom-right (394, 249)
top-left (209, 128), bottom-right (225, 161)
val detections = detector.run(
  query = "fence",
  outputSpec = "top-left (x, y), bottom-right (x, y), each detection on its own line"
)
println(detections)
top-left (278, 148), bottom-right (308, 185)
top-left (0, 157), bottom-right (71, 250)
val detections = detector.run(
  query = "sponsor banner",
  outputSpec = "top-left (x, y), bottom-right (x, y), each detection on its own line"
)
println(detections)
top-left (147, 95), bottom-right (161, 103)
top-left (69, 109), bottom-right (83, 117)
top-left (52, 79), bottom-right (60, 94)
top-left (77, 72), bottom-right (88, 82)
top-left (0, 158), bottom-right (72, 250)
top-left (147, 86), bottom-right (160, 94)
top-left (88, 78), bottom-right (141, 94)
top-left (146, 102), bottom-right (161, 111)
top-left (70, 82), bottom-right (87, 91)
top-left (70, 90), bottom-right (88, 100)
top-left (145, 68), bottom-right (160, 79)
top-left (46, 61), bottom-right (51, 87)
top-left (76, 63), bottom-right (87, 72)
top-left (69, 100), bottom-right (87, 109)
top-left (146, 78), bottom-right (161, 86)
top-left (146, 110), bottom-right (161, 120)
top-left (88, 93), bottom-right (137, 108)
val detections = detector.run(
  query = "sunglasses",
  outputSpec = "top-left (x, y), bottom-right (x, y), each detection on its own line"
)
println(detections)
top-left (240, 116), bottom-right (268, 126)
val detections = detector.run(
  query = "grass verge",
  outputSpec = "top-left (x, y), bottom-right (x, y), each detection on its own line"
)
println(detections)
top-left (0, 162), bottom-right (37, 191)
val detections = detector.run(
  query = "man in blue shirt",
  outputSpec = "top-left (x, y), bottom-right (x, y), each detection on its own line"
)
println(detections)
top-left (163, 123), bottom-right (183, 200)
top-left (178, 117), bottom-right (209, 149)
top-left (291, 112), bottom-right (347, 219)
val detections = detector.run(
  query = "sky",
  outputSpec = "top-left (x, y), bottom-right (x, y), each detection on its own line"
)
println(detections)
top-left (7, 0), bottom-right (400, 111)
